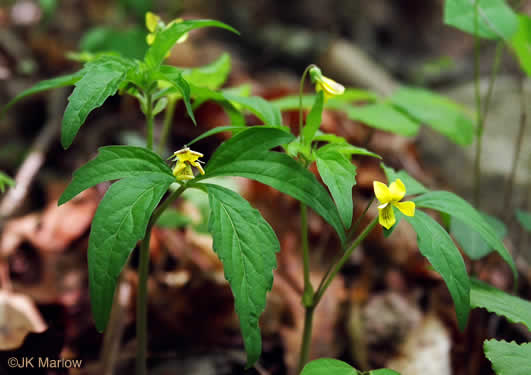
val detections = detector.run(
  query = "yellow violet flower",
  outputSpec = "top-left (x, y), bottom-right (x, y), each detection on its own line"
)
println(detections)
top-left (373, 179), bottom-right (415, 230)
top-left (309, 66), bottom-right (345, 100)
top-left (145, 11), bottom-right (189, 46)
top-left (171, 147), bottom-right (205, 181)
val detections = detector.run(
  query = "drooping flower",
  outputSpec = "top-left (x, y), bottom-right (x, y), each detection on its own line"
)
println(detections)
top-left (309, 66), bottom-right (345, 100)
top-left (373, 179), bottom-right (415, 229)
top-left (171, 147), bottom-right (205, 181)
top-left (145, 11), bottom-right (189, 46)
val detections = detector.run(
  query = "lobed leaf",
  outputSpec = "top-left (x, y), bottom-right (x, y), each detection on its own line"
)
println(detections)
top-left (471, 278), bottom-right (531, 330)
top-left (390, 86), bottom-right (476, 145)
top-left (484, 340), bottom-right (531, 375)
top-left (61, 56), bottom-right (134, 148)
top-left (414, 191), bottom-right (517, 281)
top-left (206, 184), bottom-right (279, 367)
top-left (182, 53), bottom-right (231, 90)
top-left (405, 211), bottom-right (470, 330)
top-left (156, 69), bottom-right (196, 124)
top-left (59, 146), bottom-right (173, 205)
top-left (89, 174), bottom-right (175, 331)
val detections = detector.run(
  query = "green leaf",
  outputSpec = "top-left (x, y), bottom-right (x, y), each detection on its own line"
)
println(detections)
top-left (187, 125), bottom-right (247, 146)
top-left (1, 71), bottom-right (83, 117)
top-left (156, 208), bottom-right (192, 229)
top-left (59, 146), bottom-right (173, 205)
top-left (516, 209), bottom-right (531, 231)
top-left (370, 370), bottom-right (401, 375)
top-left (444, 0), bottom-right (519, 40)
top-left (80, 26), bottom-right (148, 60)
top-left (390, 87), bottom-right (476, 145)
top-left (510, 14), bottom-right (531, 77)
top-left (145, 20), bottom-right (238, 68)
top-left (89, 174), bottom-right (175, 331)
top-left (405, 210), bottom-right (470, 330)
top-left (381, 163), bottom-right (429, 196)
top-left (302, 91), bottom-right (325, 144)
top-left (451, 213), bottom-right (507, 260)
top-left (471, 278), bottom-right (531, 329)
top-left (62, 56), bottom-right (134, 148)
top-left (189, 85), bottom-right (246, 126)
top-left (320, 143), bottom-right (381, 159)
top-left (315, 148), bottom-right (357, 228)
top-left (484, 340), bottom-right (531, 375)
top-left (0, 171), bottom-right (15, 193)
top-left (414, 191), bottom-right (517, 281)
top-left (347, 103), bottom-right (420, 137)
top-left (204, 127), bottom-right (346, 243)
top-left (156, 69), bottom-right (196, 125)
top-left (301, 358), bottom-right (358, 375)
top-left (272, 89), bottom-right (379, 111)
top-left (205, 183), bottom-right (279, 367)
top-left (223, 93), bottom-right (283, 126)
top-left (182, 53), bottom-right (231, 90)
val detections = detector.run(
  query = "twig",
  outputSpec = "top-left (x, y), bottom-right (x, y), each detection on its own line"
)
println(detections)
top-left (0, 88), bottom-right (66, 222)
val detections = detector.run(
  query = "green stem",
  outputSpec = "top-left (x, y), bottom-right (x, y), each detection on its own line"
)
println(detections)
top-left (314, 216), bottom-right (378, 305)
top-left (135, 183), bottom-right (187, 375)
top-left (297, 305), bottom-right (315, 373)
top-left (157, 97), bottom-right (177, 155)
top-left (146, 93), bottom-right (154, 151)
top-left (300, 202), bottom-right (314, 306)
top-left (299, 64), bottom-right (316, 144)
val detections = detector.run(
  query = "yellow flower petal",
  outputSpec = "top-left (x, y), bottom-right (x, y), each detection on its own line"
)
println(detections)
top-left (378, 204), bottom-right (396, 230)
top-left (388, 179), bottom-right (406, 202)
top-left (319, 76), bottom-right (345, 96)
top-left (174, 163), bottom-right (195, 181)
top-left (394, 201), bottom-right (415, 217)
top-left (146, 12), bottom-right (160, 33)
top-left (173, 147), bottom-right (203, 162)
top-left (146, 33), bottom-right (156, 45)
top-left (191, 161), bottom-right (205, 175)
top-left (373, 181), bottom-right (392, 204)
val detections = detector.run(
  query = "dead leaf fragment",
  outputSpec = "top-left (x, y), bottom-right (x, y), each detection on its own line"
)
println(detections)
top-left (0, 290), bottom-right (47, 350)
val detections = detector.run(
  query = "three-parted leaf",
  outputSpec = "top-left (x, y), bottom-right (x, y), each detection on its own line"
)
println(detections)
top-left (471, 278), bottom-right (531, 330)
top-left (61, 56), bottom-right (134, 148)
top-left (347, 102), bottom-right (420, 137)
top-left (414, 191), bottom-right (517, 281)
top-left (204, 127), bottom-right (346, 243)
top-left (405, 210), bottom-right (470, 330)
top-left (1, 71), bottom-right (84, 117)
top-left (484, 340), bottom-right (531, 375)
top-left (144, 20), bottom-right (238, 68)
top-left (390, 87), bottom-right (476, 145)
top-left (444, 0), bottom-right (519, 40)
top-left (315, 148), bottom-right (357, 228)
top-left (89, 174), bottom-right (175, 331)
top-left (59, 146), bottom-right (173, 205)
top-left (206, 183), bottom-right (279, 367)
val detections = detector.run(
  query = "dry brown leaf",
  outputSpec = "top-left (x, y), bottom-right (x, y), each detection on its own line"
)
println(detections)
top-left (0, 290), bottom-right (47, 350)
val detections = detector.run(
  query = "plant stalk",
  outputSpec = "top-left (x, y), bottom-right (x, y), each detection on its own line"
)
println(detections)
top-left (146, 93), bottom-right (154, 150)
top-left (135, 183), bottom-right (187, 375)
top-left (297, 305), bottom-right (315, 373)
top-left (299, 64), bottom-right (316, 144)
top-left (157, 97), bottom-right (177, 155)
top-left (300, 202), bottom-right (314, 306)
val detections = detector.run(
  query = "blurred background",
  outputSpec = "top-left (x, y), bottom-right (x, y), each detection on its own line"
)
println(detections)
top-left (0, 1), bottom-right (530, 374)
